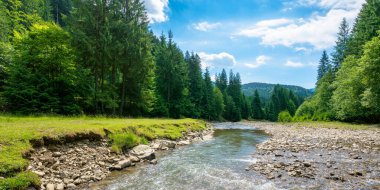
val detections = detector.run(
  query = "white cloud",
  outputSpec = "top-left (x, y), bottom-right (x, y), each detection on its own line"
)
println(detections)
top-left (285, 60), bottom-right (304, 67)
top-left (142, 0), bottom-right (169, 23)
top-left (198, 52), bottom-right (237, 70)
top-left (236, 0), bottom-right (365, 49)
top-left (245, 55), bottom-right (272, 68)
top-left (193, 22), bottom-right (221, 32)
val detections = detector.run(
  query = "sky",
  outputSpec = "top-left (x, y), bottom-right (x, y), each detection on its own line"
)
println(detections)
top-left (142, 0), bottom-right (366, 89)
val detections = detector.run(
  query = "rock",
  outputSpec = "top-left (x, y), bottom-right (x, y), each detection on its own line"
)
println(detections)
top-left (131, 145), bottom-right (155, 160)
top-left (46, 184), bottom-right (55, 190)
top-left (150, 159), bottom-right (158, 165)
top-left (67, 183), bottom-right (76, 188)
top-left (117, 159), bottom-right (131, 168)
top-left (159, 140), bottom-right (176, 149)
top-left (177, 140), bottom-right (190, 146)
top-left (267, 173), bottom-right (275, 179)
top-left (303, 162), bottom-right (311, 167)
top-left (129, 156), bottom-right (140, 162)
top-left (33, 171), bottom-right (45, 177)
top-left (52, 152), bottom-right (62, 157)
top-left (56, 183), bottom-right (64, 190)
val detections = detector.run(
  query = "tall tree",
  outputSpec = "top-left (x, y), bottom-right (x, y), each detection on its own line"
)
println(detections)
top-left (251, 90), bottom-right (264, 120)
top-left (215, 69), bottom-right (228, 92)
top-left (201, 68), bottom-right (215, 120)
top-left (5, 23), bottom-right (79, 114)
top-left (317, 50), bottom-right (331, 80)
top-left (186, 52), bottom-right (203, 118)
top-left (331, 18), bottom-right (350, 72)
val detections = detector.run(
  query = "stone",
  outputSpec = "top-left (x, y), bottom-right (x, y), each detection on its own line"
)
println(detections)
top-left (177, 140), bottom-right (190, 146)
top-left (52, 152), bottom-right (62, 157)
top-left (131, 145), bottom-right (155, 160)
top-left (46, 184), bottom-right (55, 190)
top-left (117, 159), bottom-right (131, 168)
top-left (33, 171), bottom-right (45, 177)
top-left (150, 159), bottom-right (158, 165)
top-left (67, 183), bottom-right (76, 188)
top-left (303, 162), bottom-right (311, 167)
top-left (56, 183), bottom-right (64, 190)
top-left (129, 156), bottom-right (140, 162)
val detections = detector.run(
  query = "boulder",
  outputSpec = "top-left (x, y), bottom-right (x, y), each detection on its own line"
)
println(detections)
top-left (110, 159), bottom-right (132, 170)
top-left (33, 171), bottom-right (45, 177)
top-left (150, 159), bottom-right (158, 165)
top-left (131, 145), bottom-right (155, 160)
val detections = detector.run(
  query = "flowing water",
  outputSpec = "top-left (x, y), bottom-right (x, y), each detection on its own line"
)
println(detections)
top-left (93, 123), bottom-right (277, 190)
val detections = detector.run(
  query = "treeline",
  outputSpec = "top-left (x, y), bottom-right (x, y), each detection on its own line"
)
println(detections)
top-left (295, 0), bottom-right (380, 123)
top-left (0, 0), bottom-right (252, 122)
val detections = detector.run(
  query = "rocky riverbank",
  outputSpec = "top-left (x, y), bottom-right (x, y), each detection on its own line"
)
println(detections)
top-left (27, 127), bottom-right (213, 190)
top-left (247, 122), bottom-right (380, 189)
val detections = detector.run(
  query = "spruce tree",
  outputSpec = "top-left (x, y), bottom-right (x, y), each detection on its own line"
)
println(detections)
top-left (331, 18), bottom-right (350, 72)
top-left (317, 50), bottom-right (331, 80)
top-left (251, 90), bottom-right (263, 120)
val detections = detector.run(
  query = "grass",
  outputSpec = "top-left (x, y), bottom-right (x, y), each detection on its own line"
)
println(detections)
top-left (0, 115), bottom-right (206, 189)
top-left (285, 121), bottom-right (379, 130)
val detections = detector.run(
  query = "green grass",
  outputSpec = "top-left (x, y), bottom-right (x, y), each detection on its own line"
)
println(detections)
top-left (285, 121), bottom-right (379, 130)
top-left (0, 115), bottom-right (206, 189)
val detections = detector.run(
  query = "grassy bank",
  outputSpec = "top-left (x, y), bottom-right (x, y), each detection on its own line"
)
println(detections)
top-left (0, 115), bottom-right (206, 189)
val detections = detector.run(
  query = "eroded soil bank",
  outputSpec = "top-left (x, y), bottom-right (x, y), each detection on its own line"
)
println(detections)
top-left (27, 127), bottom-right (213, 190)
top-left (247, 122), bottom-right (380, 189)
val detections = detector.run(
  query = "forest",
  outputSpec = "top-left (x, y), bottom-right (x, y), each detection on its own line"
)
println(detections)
top-left (0, 0), bottom-right (305, 122)
top-left (295, 1), bottom-right (380, 123)
top-left (0, 0), bottom-right (379, 123)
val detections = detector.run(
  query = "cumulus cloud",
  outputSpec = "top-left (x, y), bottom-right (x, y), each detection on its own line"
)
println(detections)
top-left (142, 0), bottom-right (169, 23)
top-left (285, 60), bottom-right (304, 68)
top-left (193, 22), bottom-right (221, 32)
top-left (245, 55), bottom-right (272, 68)
top-left (198, 52), bottom-right (237, 70)
top-left (236, 0), bottom-right (365, 49)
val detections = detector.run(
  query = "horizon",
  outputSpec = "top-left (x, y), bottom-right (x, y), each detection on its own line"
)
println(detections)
top-left (143, 0), bottom-right (365, 89)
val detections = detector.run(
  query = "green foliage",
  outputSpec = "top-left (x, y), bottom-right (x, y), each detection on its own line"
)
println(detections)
top-left (5, 23), bottom-right (80, 114)
top-left (317, 50), bottom-right (331, 80)
top-left (110, 132), bottom-right (142, 153)
top-left (331, 18), bottom-right (350, 72)
top-left (0, 171), bottom-right (40, 190)
top-left (251, 90), bottom-right (264, 120)
top-left (278, 111), bottom-right (292, 122)
top-left (213, 87), bottom-right (224, 120)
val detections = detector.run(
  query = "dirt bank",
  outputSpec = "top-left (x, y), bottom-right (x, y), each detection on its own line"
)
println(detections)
top-left (27, 127), bottom-right (213, 190)
top-left (247, 122), bottom-right (380, 189)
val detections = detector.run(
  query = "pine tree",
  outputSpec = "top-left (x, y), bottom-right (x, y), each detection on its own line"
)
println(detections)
top-left (251, 90), bottom-right (263, 120)
top-left (201, 68), bottom-right (215, 120)
top-left (213, 87), bottom-right (224, 120)
top-left (186, 52), bottom-right (203, 118)
top-left (317, 50), bottom-right (331, 80)
top-left (216, 69), bottom-right (228, 92)
top-left (331, 18), bottom-right (350, 72)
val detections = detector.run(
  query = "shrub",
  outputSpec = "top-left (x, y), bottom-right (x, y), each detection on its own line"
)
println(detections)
top-left (278, 111), bottom-right (293, 122)
top-left (110, 132), bottom-right (141, 153)
top-left (0, 171), bottom-right (40, 190)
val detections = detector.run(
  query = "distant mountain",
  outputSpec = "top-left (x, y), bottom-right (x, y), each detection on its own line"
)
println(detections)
top-left (242, 82), bottom-right (314, 101)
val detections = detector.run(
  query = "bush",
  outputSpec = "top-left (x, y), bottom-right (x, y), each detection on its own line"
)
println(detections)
top-left (278, 111), bottom-right (293, 122)
top-left (110, 132), bottom-right (143, 153)
top-left (0, 171), bottom-right (40, 190)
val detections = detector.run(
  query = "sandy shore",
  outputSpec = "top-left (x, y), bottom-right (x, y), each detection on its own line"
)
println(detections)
top-left (246, 122), bottom-right (380, 189)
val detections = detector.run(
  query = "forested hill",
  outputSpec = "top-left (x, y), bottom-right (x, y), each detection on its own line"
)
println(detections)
top-left (242, 82), bottom-right (313, 101)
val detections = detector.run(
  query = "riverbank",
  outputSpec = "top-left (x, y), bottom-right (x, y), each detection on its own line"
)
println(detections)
top-left (0, 116), bottom-right (208, 189)
top-left (246, 121), bottom-right (380, 189)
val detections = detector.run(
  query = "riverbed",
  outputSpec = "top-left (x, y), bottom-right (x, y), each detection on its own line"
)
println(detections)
top-left (91, 123), bottom-right (277, 190)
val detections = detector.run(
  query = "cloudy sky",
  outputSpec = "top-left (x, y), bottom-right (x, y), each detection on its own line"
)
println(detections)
top-left (142, 0), bottom-right (366, 88)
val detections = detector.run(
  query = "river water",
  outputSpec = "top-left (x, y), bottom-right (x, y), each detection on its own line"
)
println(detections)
top-left (93, 123), bottom-right (277, 190)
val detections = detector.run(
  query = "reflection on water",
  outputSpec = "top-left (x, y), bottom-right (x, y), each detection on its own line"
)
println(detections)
top-left (96, 123), bottom-right (277, 190)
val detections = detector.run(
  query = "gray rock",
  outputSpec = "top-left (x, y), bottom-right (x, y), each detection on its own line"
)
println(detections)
top-left (131, 145), bottom-right (155, 160)
top-left (117, 159), bottom-right (131, 168)
top-left (129, 156), bottom-right (140, 162)
top-left (177, 140), bottom-right (190, 146)
top-left (67, 183), bottom-right (76, 188)
top-left (150, 159), bottom-right (158, 165)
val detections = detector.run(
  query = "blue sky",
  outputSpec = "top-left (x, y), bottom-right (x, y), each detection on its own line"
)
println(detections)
top-left (142, 0), bottom-right (365, 88)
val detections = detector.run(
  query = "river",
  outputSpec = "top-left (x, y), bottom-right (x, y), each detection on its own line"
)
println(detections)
top-left (92, 123), bottom-right (277, 190)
